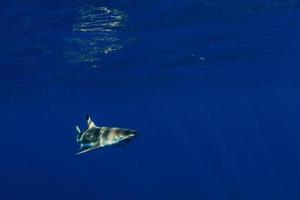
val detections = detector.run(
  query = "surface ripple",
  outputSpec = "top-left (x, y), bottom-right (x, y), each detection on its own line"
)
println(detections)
top-left (64, 5), bottom-right (135, 67)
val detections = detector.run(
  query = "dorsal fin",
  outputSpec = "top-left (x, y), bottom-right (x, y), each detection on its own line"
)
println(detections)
top-left (86, 115), bottom-right (96, 129)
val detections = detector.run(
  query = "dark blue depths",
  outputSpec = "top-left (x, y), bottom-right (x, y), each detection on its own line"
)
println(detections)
top-left (1, 0), bottom-right (300, 199)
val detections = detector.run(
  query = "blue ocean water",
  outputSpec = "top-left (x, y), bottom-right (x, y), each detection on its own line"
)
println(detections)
top-left (1, 0), bottom-right (300, 199)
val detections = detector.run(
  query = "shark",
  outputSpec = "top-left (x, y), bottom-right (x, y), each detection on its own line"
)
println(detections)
top-left (75, 115), bottom-right (138, 155)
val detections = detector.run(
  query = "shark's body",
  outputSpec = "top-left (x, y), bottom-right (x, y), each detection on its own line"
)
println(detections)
top-left (76, 115), bottom-right (138, 155)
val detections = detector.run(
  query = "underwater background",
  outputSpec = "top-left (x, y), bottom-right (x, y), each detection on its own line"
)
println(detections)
top-left (1, 0), bottom-right (300, 199)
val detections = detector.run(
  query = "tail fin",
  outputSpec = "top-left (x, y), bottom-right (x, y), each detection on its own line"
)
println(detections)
top-left (76, 125), bottom-right (82, 142)
top-left (76, 125), bottom-right (81, 134)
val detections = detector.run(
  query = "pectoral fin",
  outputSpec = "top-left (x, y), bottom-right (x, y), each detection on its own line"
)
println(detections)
top-left (76, 145), bottom-right (102, 155)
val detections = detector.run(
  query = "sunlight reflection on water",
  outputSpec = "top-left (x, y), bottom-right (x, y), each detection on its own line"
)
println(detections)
top-left (64, 5), bottom-right (135, 67)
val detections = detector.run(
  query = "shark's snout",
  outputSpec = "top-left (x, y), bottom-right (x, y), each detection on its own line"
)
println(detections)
top-left (117, 129), bottom-right (138, 144)
top-left (120, 129), bottom-right (137, 136)
top-left (127, 130), bottom-right (138, 139)
top-left (128, 129), bottom-right (138, 135)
